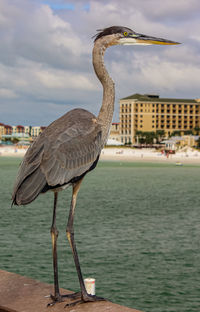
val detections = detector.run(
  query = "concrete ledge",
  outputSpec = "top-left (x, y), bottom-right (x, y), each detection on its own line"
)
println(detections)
top-left (0, 270), bottom-right (142, 312)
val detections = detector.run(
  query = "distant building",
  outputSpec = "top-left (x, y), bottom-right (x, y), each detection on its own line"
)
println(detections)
top-left (31, 126), bottom-right (40, 137)
top-left (109, 122), bottom-right (120, 142)
top-left (40, 126), bottom-right (46, 132)
top-left (119, 93), bottom-right (200, 144)
top-left (0, 123), bottom-right (47, 143)
top-left (0, 123), bottom-right (4, 139)
top-left (31, 126), bottom-right (47, 137)
top-left (4, 125), bottom-right (12, 135)
top-left (16, 125), bottom-right (25, 133)
top-left (24, 126), bottom-right (30, 135)
top-left (162, 135), bottom-right (199, 151)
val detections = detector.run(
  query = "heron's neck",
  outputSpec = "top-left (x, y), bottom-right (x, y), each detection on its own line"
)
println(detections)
top-left (92, 40), bottom-right (115, 143)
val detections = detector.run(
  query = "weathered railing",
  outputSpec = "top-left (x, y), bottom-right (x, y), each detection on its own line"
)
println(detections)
top-left (0, 270), bottom-right (142, 312)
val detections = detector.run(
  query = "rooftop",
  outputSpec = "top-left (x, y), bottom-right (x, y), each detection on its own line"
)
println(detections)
top-left (121, 93), bottom-right (198, 103)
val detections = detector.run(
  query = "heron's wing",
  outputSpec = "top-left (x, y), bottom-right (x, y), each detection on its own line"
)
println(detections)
top-left (41, 112), bottom-right (102, 186)
top-left (12, 109), bottom-right (103, 205)
top-left (12, 136), bottom-right (46, 204)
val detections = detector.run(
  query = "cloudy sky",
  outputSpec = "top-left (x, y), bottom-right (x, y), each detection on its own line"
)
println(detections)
top-left (0, 0), bottom-right (200, 126)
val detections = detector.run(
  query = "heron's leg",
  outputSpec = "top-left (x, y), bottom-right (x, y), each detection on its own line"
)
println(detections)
top-left (48, 192), bottom-right (62, 304)
top-left (66, 179), bottom-right (86, 293)
top-left (48, 192), bottom-right (81, 307)
top-left (65, 179), bottom-right (106, 307)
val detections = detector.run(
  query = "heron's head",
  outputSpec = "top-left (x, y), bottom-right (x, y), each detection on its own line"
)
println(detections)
top-left (94, 26), bottom-right (180, 46)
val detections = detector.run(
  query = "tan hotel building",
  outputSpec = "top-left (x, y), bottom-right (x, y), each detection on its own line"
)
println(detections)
top-left (120, 93), bottom-right (200, 144)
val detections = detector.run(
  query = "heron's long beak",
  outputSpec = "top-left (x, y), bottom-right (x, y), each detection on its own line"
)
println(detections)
top-left (120, 33), bottom-right (180, 46)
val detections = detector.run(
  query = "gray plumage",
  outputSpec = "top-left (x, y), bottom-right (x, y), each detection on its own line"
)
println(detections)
top-left (12, 109), bottom-right (102, 205)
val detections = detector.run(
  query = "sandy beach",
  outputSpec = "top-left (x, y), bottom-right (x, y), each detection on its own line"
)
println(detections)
top-left (0, 146), bottom-right (28, 157)
top-left (100, 147), bottom-right (200, 164)
top-left (1, 145), bottom-right (200, 164)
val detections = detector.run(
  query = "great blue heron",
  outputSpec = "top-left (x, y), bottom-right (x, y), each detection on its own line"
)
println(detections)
top-left (12, 26), bottom-right (179, 307)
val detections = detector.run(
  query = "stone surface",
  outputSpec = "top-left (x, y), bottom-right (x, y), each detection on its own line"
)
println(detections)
top-left (0, 270), bottom-right (142, 312)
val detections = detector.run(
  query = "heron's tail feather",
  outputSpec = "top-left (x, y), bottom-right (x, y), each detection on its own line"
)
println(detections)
top-left (12, 167), bottom-right (46, 205)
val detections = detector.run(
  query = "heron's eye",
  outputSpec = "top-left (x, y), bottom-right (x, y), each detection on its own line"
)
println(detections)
top-left (123, 32), bottom-right (128, 37)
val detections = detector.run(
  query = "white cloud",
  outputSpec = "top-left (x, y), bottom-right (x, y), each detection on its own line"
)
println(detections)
top-left (36, 68), bottom-right (96, 90)
top-left (0, 0), bottom-right (199, 125)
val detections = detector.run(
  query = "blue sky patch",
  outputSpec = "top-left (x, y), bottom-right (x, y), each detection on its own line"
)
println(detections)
top-left (43, 1), bottom-right (75, 10)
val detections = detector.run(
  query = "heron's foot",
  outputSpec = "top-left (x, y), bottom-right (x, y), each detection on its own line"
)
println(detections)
top-left (47, 294), bottom-right (64, 307)
top-left (62, 291), bottom-right (81, 300)
top-left (64, 293), bottom-right (106, 308)
top-left (47, 292), bottom-right (81, 307)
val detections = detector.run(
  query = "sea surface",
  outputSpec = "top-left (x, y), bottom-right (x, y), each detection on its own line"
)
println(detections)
top-left (0, 157), bottom-right (200, 312)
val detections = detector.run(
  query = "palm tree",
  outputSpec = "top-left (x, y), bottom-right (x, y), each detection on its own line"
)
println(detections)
top-left (155, 130), bottom-right (165, 143)
top-left (194, 127), bottom-right (200, 135)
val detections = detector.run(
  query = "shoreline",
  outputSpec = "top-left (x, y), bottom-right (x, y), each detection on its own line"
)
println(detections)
top-left (1, 146), bottom-right (200, 164)
top-left (100, 147), bottom-right (200, 164)
top-left (100, 154), bottom-right (200, 164)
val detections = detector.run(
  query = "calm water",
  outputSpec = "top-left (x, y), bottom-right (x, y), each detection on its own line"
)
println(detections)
top-left (0, 157), bottom-right (200, 312)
